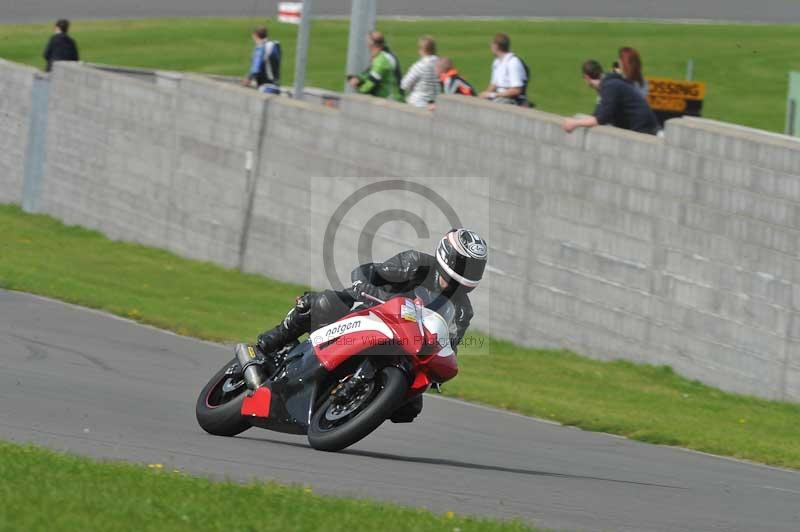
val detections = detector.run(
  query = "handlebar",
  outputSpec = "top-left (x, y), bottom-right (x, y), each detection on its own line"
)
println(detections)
top-left (360, 292), bottom-right (386, 305)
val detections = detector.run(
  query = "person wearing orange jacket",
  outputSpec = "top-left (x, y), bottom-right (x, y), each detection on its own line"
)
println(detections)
top-left (436, 57), bottom-right (476, 97)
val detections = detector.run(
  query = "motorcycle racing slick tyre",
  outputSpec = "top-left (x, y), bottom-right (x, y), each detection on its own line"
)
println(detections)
top-left (308, 366), bottom-right (408, 452)
top-left (196, 358), bottom-right (251, 437)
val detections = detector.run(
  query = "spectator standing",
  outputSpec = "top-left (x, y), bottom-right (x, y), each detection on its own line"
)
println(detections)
top-left (436, 57), bottom-right (475, 96)
top-left (618, 47), bottom-right (648, 98)
top-left (243, 26), bottom-right (281, 94)
top-left (479, 33), bottom-right (530, 106)
top-left (348, 32), bottom-right (404, 103)
top-left (43, 19), bottom-right (79, 72)
top-left (401, 36), bottom-right (440, 108)
top-left (562, 60), bottom-right (658, 135)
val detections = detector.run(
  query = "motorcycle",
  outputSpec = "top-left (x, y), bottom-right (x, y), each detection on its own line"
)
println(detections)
top-left (195, 287), bottom-right (459, 451)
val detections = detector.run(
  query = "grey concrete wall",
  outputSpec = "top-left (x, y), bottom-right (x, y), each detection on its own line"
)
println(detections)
top-left (428, 96), bottom-right (800, 400)
top-left (40, 63), bottom-right (266, 268)
top-left (42, 63), bottom-right (178, 247)
top-left (0, 60), bottom-right (36, 204)
top-left (4, 60), bottom-right (799, 401)
top-left (166, 75), bottom-right (266, 267)
top-left (243, 92), bottom-right (800, 401)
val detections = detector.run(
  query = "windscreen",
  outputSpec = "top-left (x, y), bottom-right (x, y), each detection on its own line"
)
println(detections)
top-left (412, 287), bottom-right (456, 329)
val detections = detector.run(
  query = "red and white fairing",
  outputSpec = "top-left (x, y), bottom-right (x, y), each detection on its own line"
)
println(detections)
top-left (310, 297), bottom-right (458, 389)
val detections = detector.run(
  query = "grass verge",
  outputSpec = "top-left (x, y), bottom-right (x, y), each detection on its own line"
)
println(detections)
top-left (0, 440), bottom-right (533, 532)
top-left (1, 18), bottom-right (799, 132)
top-left (2, 204), bottom-right (800, 469)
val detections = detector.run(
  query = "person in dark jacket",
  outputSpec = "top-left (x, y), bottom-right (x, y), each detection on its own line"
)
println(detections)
top-left (252, 229), bottom-right (488, 423)
top-left (563, 59), bottom-right (658, 135)
top-left (43, 19), bottom-right (79, 72)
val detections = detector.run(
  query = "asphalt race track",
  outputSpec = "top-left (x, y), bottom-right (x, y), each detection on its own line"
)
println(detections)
top-left (2, 289), bottom-right (800, 531)
top-left (3, 0), bottom-right (800, 23)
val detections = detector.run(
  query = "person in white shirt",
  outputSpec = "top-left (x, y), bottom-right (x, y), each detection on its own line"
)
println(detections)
top-left (479, 33), bottom-right (530, 107)
top-left (401, 36), bottom-right (440, 108)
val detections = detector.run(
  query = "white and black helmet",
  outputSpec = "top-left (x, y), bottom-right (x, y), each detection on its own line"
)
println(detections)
top-left (435, 229), bottom-right (488, 292)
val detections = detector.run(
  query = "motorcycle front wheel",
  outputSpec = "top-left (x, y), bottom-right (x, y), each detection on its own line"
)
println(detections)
top-left (195, 358), bottom-right (251, 437)
top-left (307, 366), bottom-right (408, 452)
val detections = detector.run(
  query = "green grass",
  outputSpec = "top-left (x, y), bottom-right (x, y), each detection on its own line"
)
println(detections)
top-left (0, 440), bottom-right (534, 532)
top-left (1, 18), bottom-right (799, 132)
top-left (3, 204), bottom-right (800, 469)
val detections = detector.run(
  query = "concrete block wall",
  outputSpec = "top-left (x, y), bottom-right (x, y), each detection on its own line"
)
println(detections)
top-left (168, 75), bottom-right (267, 267)
top-left (0, 60), bottom-right (36, 204)
top-left (40, 64), bottom-right (266, 268)
top-left (242, 96), bottom-right (340, 283)
top-left (4, 60), bottom-right (799, 400)
top-left (657, 117), bottom-right (800, 399)
top-left (42, 63), bottom-right (178, 247)
top-left (430, 95), bottom-right (800, 400)
top-left (243, 95), bottom-right (437, 284)
top-left (242, 95), bottom-right (489, 297)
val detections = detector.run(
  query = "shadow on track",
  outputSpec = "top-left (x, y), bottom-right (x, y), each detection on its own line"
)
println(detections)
top-left (238, 435), bottom-right (685, 490)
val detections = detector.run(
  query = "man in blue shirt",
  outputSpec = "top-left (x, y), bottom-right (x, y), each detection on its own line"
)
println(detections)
top-left (563, 59), bottom-right (658, 135)
top-left (243, 26), bottom-right (281, 94)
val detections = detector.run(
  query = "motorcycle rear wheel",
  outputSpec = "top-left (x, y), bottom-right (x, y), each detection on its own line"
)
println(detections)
top-left (196, 358), bottom-right (251, 437)
top-left (308, 366), bottom-right (408, 452)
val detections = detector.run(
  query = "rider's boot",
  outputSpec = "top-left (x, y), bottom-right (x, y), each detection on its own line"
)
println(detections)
top-left (390, 395), bottom-right (423, 423)
top-left (256, 294), bottom-right (313, 358)
top-left (236, 297), bottom-right (312, 388)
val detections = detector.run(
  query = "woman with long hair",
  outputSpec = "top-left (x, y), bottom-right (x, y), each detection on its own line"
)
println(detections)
top-left (618, 47), bottom-right (648, 98)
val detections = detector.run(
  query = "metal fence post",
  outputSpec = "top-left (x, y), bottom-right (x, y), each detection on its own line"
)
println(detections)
top-left (344, 0), bottom-right (378, 93)
top-left (292, 0), bottom-right (314, 100)
top-left (22, 73), bottom-right (50, 213)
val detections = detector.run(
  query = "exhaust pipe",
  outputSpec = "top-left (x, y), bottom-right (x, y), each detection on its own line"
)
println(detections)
top-left (234, 343), bottom-right (266, 390)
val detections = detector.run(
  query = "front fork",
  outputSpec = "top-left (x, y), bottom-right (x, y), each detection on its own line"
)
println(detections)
top-left (331, 356), bottom-right (414, 403)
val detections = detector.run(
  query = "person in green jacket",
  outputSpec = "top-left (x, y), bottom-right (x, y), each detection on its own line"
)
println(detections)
top-left (347, 31), bottom-right (405, 102)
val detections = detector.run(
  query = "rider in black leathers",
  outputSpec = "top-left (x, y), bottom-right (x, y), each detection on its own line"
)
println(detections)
top-left (254, 229), bottom-right (488, 422)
